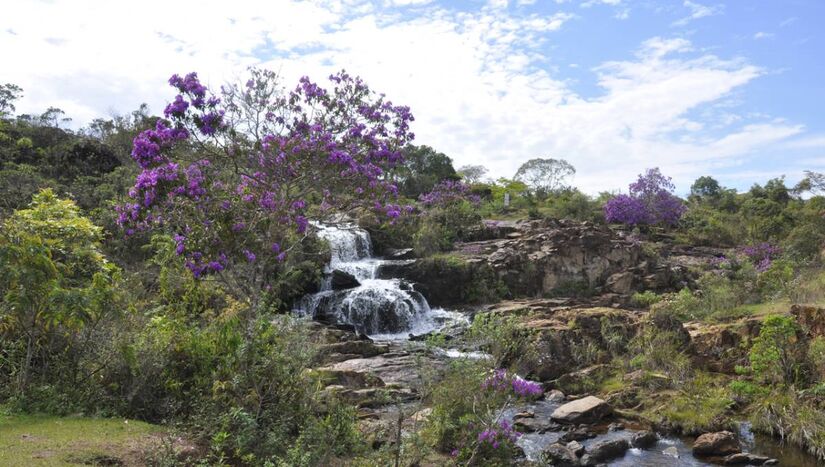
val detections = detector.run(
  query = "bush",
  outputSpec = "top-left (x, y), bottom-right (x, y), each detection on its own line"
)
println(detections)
top-left (631, 290), bottom-right (662, 308)
top-left (748, 315), bottom-right (803, 386)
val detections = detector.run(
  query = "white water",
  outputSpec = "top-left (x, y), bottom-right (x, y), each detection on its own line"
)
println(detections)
top-left (295, 223), bottom-right (465, 339)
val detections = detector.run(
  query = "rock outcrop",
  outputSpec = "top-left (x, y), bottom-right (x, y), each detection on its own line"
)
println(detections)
top-left (382, 219), bottom-right (692, 307)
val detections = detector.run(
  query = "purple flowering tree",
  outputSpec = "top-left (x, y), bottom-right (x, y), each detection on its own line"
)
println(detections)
top-left (118, 69), bottom-right (414, 303)
top-left (604, 168), bottom-right (686, 227)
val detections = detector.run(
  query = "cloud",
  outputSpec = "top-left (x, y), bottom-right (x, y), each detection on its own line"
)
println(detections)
top-left (673, 0), bottom-right (723, 27)
top-left (753, 31), bottom-right (775, 40)
top-left (0, 0), bottom-right (802, 193)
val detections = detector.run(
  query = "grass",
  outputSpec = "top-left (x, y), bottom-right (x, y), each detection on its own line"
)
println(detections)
top-left (0, 414), bottom-right (166, 466)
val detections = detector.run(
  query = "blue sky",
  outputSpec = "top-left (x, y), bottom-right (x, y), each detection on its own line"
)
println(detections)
top-left (2, 0), bottom-right (824, 195)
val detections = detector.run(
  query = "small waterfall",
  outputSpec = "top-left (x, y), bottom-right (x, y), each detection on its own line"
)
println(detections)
top-left (295, 223), bottom-right (460, 339)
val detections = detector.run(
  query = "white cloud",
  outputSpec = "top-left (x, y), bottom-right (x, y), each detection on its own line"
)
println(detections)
top-left (0, 0), bottom-right (802, 193)
top-left (753, 31), bottom-right (775, 40)
top-left (673, 0), bottom-right (723, 27)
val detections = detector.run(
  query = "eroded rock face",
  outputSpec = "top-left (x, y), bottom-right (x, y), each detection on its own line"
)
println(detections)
top-left (384, 219), bottom-right (691, 307)
top-left (551, 396), bottom-right (612, 424)
top-left (693, 431), bottom-right (741, 456)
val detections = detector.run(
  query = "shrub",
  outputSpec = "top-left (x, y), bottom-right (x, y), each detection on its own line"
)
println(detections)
top-left (631, 290), bottom-right (662, 308)
top-left (748, 315), bottom-right (803, 385)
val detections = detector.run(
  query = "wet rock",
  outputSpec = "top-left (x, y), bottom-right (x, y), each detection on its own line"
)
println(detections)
top-left (580, 438), bottom-right (630, 465)
top-left (723, 452), bottom-right (772, 465)
top-left (763, 460), bottom-right (779, 465)
top-left (384, 248), bottom-right (415, 260)
top-left (631, 431), bottom-right (659, 449)
top-left (330, 269), bottom-right (360, 290)
top-left (551, 396), bottom-right (612, 424)
top-left (608, 422), bottom-right (625, 431)
top-left (693, 431), bottom-right (741, 456)
top-left (566, 440), bottom-right (585, 457)
top-left (542, 443), bottom-right (579, 467)
top-left (559, 427), bottom-right (598, 443)
top-left (663, 446), bottom-right (680, 458)
top-left (514, 411), bottom-right (551, 433)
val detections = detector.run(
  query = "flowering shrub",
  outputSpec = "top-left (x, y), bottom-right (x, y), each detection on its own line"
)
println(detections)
top-left (118, 69), bottom-right (414, 295)
top-left (604, 168), bottom-right (686, 226)
top-left (740, 242), bottom-right (782, 272)
top-left (436, 367), bottom-right (542, 464)
top-left (418, 180), bottom-right (480, 207)
top-left (414, 180), bottom-right (481, 255)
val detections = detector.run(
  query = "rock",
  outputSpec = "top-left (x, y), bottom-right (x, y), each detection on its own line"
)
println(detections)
top-left (763, 460), bottom-right (779, 465)
top-left (606, 271), bottom-right (635, 295)
top-left (546, 389), bottom-right (566, 402)
top-left (631, 431), bottom-right (658, 449)
top-left (551, 396), bottom-right (612, 424)
top-left (384, 248), bottom-right (415, 260)
top-left (663, 446), bottom-right (680, 458)
top-left (330, 269), bottom-right (360, 290)
top-left (559, 427), bottom-right (598, 443)
top-left (608, 422), bottom-right (625, 431)
top-left (513, 412), bottom-right (551, 433)
top-left (542, 443), bottom-right (579, 467)
top-left (580, 439), bottom-right (630, 465)
top-left (723, 452), bottom-right (772, 465)
top-left (693, 431), bottom-right (741, 457)
top-left (566, 440), bottom-right (585, 457)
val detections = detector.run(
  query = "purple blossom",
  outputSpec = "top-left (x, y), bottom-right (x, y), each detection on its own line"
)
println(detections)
top-left (164, 95), bottom-right (189, 118)
top-left (243, 249), bottom-right (256, 263)
top-left (604, 168), bottom-right (686, 226)
top-left (740, 242), bottom-right (782, 272)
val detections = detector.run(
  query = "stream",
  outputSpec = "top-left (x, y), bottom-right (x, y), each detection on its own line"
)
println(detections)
top-left (295, 223), bottom-right (820, 466)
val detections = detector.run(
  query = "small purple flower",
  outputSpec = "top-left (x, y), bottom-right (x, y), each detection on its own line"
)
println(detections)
top-left (243, 249), bottom-right (256, 263)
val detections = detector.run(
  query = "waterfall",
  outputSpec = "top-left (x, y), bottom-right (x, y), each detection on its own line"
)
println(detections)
top-left (295, 223), bottom-right (460, 339)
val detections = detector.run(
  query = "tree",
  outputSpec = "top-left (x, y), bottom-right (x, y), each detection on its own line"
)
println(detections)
top-left (396, 145), bottom-right (458, 198)
top-left (118, 69), bottom-right (414, 306)
top-left (604, 168), bottom-right (686, 226)
top-left (690, 176), bottom-right (721, 200)
top-left (513, 158), bottom-right (575, 198)
top-left (0, 83), bottom-right (23, 117)
top-left (457, 164), bottom-right (488, 184)
top-left (0, 189), bottom-right (118, 394)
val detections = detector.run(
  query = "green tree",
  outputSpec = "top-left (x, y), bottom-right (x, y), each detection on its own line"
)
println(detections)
top-left (514, 158), bottom-right (575, 198)
top-left (0, 189), bottom-right (119, 395)
top-left (749, 315), bottom-right (802, 386)
top-left (0, 83), bottom-right (23, 117)
top-left (396, 145), bottom-right (459, 198)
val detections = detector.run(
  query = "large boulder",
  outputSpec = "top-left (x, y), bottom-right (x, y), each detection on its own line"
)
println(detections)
top-left (580, 438), bottom-right (630, 465)
top-left (631, 431), bottom-right (659, 449)
top-left (541, 443), bottom-right (579, 467)
top-left (551, 396), bottom-right (612, 424)
top-left (330, 269), bottom-right (360, 290)
top-left (692, 431), bottom-right (741, 456)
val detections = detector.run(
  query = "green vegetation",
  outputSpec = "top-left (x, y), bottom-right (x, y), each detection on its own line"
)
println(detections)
top-left (0, 414), bottom-right (165, 466)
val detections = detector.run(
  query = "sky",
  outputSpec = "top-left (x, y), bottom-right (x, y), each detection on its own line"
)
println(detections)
top-left (1, 0), bottom-right (824, 195)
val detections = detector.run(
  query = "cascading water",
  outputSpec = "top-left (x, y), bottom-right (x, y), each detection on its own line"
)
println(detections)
top-left (295, 223), bottom-right (462, 339)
